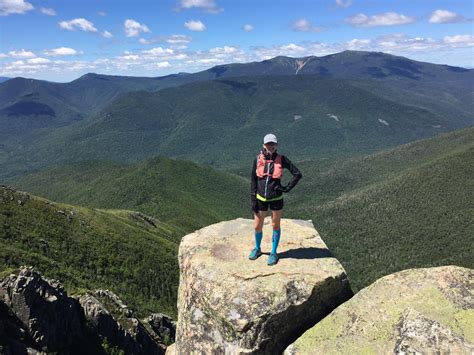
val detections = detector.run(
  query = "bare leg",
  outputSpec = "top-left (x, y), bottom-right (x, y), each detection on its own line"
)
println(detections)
top-left (271, 209), bottom-right (282, 230)
top-left (254, 210), bottom-right (267, 232)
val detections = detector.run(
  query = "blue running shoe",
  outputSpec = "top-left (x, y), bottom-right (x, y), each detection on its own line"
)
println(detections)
top-left (267, 253), bottom-right (279, 266)
top-left (249, 248), bottom-right (262, 260)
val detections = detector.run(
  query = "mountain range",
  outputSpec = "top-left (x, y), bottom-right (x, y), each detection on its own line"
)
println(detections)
top-left (1, 50), bottom-right (473, 317)
top-left (1, 50), bottom-right (473, 180)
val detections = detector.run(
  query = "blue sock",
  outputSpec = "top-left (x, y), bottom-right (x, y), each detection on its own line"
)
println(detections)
top-left (255, 231), bottom-right (263, 250)
top-left (271, 229), bottom-right (281, 254)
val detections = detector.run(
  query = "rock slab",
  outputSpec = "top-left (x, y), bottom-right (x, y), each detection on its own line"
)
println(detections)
top-left (286, 265), bottom-right (474, 354)
top-left (0, 266), bottom-right (83, 352)
top-left (79, 290), bottom-right (165, 355)
top-left (175, 218), bottom-right (353, 354)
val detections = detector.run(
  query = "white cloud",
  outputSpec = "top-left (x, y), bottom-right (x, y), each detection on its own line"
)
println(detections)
top-left (243, 24), bottom-right (254, 32)
top-left (166, 35), bottom-right (192, 44)
top-left (209, 46), bottom-right (240, 58)
top-left (429, 10), bottom-right (464, 24)
top-left (124, 19), bottom-right (150, 37)
top-left (292, 18), bottom-right (324, 32)
top-left (44, 47), bottom-right (80, 56)
top-left (121, 54), bottom-right (140, 61)
top-left (252, 43), bottom-right (315, 60)
top-left (27, 57), bottom-right (51, 64)
top-left (9, 49), bottom-right (35, 58)
top-left (138, 34), bottom-right (192, 46)
top-left (346, 12), bottom-right (416, 27)
top-left (102, 30), bottom-right (113, 38)
top-left (5, 31), bottom-right (473, 80)
top-left (195, 58), bottom-right (223, 65)
top-left (347, 38), bottom-right (372, 49)
top-left (209, 46), bottom-right (238, 54)
top-left (0, 0), bottom-right (33, 15)
top-left (443, 35), bottom-right (474, 46)
top-left (97, 11), bottom-right (107, 16)
top-left (335, 0), bottom-right (352, 9)
top-left (142, 47), bottom-right (175, 57)
top-left (185, 20), bottom-right (206, 31)
top-left (156, 61), bottom-right (171, 68)
top-left (174, 53), bottom-right (188, 60)
top-left (40, 7), bottom-right (56, 16)
top-left (59, 18), bottom-right (98, 32)
top-left (178, 0), bottom-right (222, 14)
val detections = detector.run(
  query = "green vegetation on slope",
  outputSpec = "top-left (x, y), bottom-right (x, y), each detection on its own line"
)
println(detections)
top-left (0, 185), bottom-right (181, 317)
top-left (285, 127), bottom-right (474, 291)
top-left (3, 74), bottom-right (466, 181)
top-left (7, 128), bottom-right (474, 312)
top-left (14, 156), bottom-right (249, 233)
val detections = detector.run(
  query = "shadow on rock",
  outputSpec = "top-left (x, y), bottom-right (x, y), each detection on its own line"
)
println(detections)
top-left (279, 247), bottom-right (334, 260)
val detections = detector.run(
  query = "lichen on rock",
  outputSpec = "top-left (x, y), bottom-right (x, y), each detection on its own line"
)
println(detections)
top-left (174, 218), bottom-right (353, 354)
top-left (286, 265), bottom-right (474, 354)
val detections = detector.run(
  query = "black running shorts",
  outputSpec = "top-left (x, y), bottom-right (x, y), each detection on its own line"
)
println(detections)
top-left (257, 198), bottom-right (284, 211)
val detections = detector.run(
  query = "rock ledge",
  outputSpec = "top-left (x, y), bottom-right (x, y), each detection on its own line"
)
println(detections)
top-left (174, 218), bottom-right (353, 354)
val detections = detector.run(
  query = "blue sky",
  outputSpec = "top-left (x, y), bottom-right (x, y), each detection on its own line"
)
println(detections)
top-left (0, 0), bottom-right (473, 82)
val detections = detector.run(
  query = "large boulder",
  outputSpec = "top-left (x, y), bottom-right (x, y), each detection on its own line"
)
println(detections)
top-left (0, 266), bottom-right (83, 352)
top-left (175, 218), bottom-right (353, 354)
top-left (286, 265), bottom-right (474, 354)
top-left (79, 290), bottom-right (165, 355)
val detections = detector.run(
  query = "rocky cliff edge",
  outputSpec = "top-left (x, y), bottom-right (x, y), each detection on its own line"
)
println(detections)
top-left (285, 265), bottom-right (474, 354)
top-left (173, 218), bottom-right (353, 354)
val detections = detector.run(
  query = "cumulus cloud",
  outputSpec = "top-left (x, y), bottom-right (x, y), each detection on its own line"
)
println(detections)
top-left (40, 7), bottom-right (56, 16)
top-left (142, 47), bottom-right (175, 57)
top-left (209, 46), bottom-right (238, 54)
top-left (443, 34), bottom-right (474, 46)
top-left (252, 43), bottom-right (315, 60)
top-left (184, 20), bottom-right (206, 31)
top-left (4, 31), bottom-right (473, 79)
top-left (44, 47), bottom-right (80, 56)
top-left (346, 12), bottom-right (416, 27)
top-left (0, 0), bottom-right (33, 15)
top-left (27, 57), bottom-right (51, 64)
top-left (9, 49), bottom-right (35, 58)
top-left (249, 32), bottom-right (474, 62)
top-left (102, 30), bottom-right (113, 38)
top-left (429, 10), bottom-right (464, 24)
top-left (59, 18), bottom-right (98, 32)
top-left (139, 34), bottom-right (192, 46)
top-left (292, 18), bottom-right (324, 32)
top-left (209, 46), bottom-right (240, 58)
top-left (156, 61), bottom-right (171, 68)
top-left (177, 0), bottom-right (222, 14)
top-left (124, 19), bottom-right (150, 37)
top-left (243, 24), bottom-right (254, 32)
top-left (166, 34), bottom-right (192, 44)
top-left (335, 0), bottom-right (352, 9)
top-left (346, 38), bottom-right (372, 49)
top-left (120, 54), bottom-right (140, 61)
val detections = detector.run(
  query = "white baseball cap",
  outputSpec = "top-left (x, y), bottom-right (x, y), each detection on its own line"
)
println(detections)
top-left (263, 133), bottom-right (278, 144)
